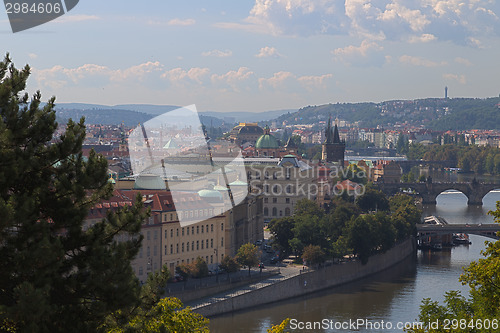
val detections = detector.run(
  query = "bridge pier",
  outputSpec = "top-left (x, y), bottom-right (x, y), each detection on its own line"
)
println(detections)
top-left (421, 193), bottom-right (437, 205)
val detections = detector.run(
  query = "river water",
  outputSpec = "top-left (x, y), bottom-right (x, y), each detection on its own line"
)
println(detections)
top-left (210, 172), bottom-right (500, 332)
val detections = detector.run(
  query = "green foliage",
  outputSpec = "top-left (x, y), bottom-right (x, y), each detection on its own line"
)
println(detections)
top-left (355, 188), bottom-right (390, 212)
top-left (219, 255), bottom-right (240, 274)
top-left (302, 245), bottom-right (325, 266)
top-left (107, 297), bottom-right (209, 333)
top-left (269, 194), bottom-right (418, 265)
top-left (0, 54), bottom-right (149, 332)
top-left (236, 243), bottom-right (261, 276)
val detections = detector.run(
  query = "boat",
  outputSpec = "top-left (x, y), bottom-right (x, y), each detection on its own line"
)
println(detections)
top-left (453, 233), bottom-right (471, 245)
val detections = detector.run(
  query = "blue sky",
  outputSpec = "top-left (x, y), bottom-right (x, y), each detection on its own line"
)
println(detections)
top-left (2, 0), bottom-right (500, 112)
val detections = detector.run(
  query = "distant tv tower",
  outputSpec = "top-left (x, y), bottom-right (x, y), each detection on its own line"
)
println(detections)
top-left (445, 86), bottom-right (448, 99)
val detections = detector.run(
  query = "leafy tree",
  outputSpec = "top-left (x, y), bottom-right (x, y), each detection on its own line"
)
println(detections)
top-left (219, 255), bottom-right (240, 279)
top-left (346, 215), bottom-right (374, 264)
top-left (0, 54), bottom-right (149, 332)
top-left (107, 297), bottom-right (209, 333)
top-left (191, 257), bottom-right (209, 278)
top-left (236, 243), bottom-right (261, 276)
top-left (302, 245), bottom-right (325, 267)
top-left (268, 217), bottom-right (295, 256)
top-left (355, 188), bottom-right (389, 212)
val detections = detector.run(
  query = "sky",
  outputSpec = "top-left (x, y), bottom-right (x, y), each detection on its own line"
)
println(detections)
top-left (2, 0), bottom-right (500, 112)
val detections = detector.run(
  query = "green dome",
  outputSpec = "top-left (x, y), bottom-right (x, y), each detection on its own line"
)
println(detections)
top-left (255, 133), bottom-right (279, 149)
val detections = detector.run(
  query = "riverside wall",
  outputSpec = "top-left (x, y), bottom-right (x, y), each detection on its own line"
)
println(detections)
top-left (195, 237), bottom-right (417, 317)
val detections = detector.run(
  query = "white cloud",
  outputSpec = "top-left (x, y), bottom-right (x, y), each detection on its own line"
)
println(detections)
top-left (259, 71), bottom-right (333, 91)
top-left (201, 49), bottom-right (233, 57)
top-left (28, 53), bottom-right (38, 59)
top-left (408, 33), bottom-right (437, 43)
top-left (167, 18), bottom-right (196, 26)
top-left (111, 62), bottom-right (163, 81)
top-left (399, 55), bottom-right (447, 67)
top-left (215, 0), bottom-right (500, 46)
top-left (332, 40), bottom-right (385, 66)
top-left (455, 57), bottom-right (472, 66)
top-left (443, 73), bottom-right (466, 84)
top-left (161, 67), bottom-right (210, 85)
top-left (255, 46), bottom-right (283, 58)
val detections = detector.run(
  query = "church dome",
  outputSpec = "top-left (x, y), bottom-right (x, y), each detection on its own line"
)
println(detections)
top-left (255, 126), bottom-right (279, 149)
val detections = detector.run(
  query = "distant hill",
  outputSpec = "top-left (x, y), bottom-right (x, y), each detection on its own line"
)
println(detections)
top-left (56, 108), bottom-right (153, 127)
top-left (271, 98), bottom-right (500, 130)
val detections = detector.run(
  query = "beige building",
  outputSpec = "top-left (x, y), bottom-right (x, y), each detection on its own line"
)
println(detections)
top-left (245, 155), bottom-right (316, 223)
top-left (373, 160), bottom-right (402, 183)
top-left (86, 188), bottom-right (263, 284)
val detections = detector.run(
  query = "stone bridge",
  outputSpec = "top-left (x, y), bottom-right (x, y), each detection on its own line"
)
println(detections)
top-left (377, 180), bottom-right (500, 205)
top-left (417, 223), bottom-right (500, 240)
top-left (398, 160), bottom-right (456, 173)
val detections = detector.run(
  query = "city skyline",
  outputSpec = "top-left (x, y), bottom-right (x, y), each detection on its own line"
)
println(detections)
top-left (2, 0), bottom-right (500, 112)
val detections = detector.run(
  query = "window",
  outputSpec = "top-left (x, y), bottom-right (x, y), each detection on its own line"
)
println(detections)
top-left (147, 231), bottom-right (150, 240)
top-left (196, 241), bottom-right (199, 250)
top-left (164, 230), bottom-right (167, 239)
top-left (139, 267), bottom-right (143, 276)
top-left (164, 245), bottom-right (167, 255)
top-left (273, 172), bottom-right (277, 179)
top-left (186, 242), bottom-right (189, 252)
top-left (247, 171), bottom-right (252, 180)
top-left (206, 239), bottom-right (208, 248)
top-left (264, 197), bottom-right (268, 203)
top-left (286, 198), bottom-right (290, 204)
top-left (139, 248), bottom-right (143, 258)
top-left (221, 237), bottom-right (224, 247)
top-left (182, 228), bottom-right (184, 236)
top-left (170, 229), bottom-right (173, 238)
top-left (273, 185), bottom-right (279, 194)
top-left (201, 241), bottom-right (204, 249)
top-left (210, 255), bottom-right (213, 264)
top-left (255, 172), bottom-right (260, 179)
top-left (272, 207), bottom-right (277, 216)
top-left (191, 226), bottom-right (194, 235)
top-left (201, 225), bottom-right (204, 233)
top-left (170, 244), bottom-right (173, 254)
top-left (264, 207), bottom-right (269, 216)
top-left (197, 226), bottom-right (199, 234)
top-left (264, 185), bottom-right (269, 193)
top-left (286, 168), bottom-right (291, 180)
top-left (187, 227), bottom-right (189, 235)
top-left (211, 224), bottom-right (214, 232)
top-left (191, 241), bottom-right (194, 251)
top-left (176, 244), bottom-right (179, 253)
top-left (221, 223), bottom-right (224, 231)
top-left (221, 254), bottom-right (224, 260)
top-left (279, 210), bottom-right (283, 217)
top-left (147, 246), bottom-right (150, 257)
top-left (273, 198), bottom-right (277, 203)
top-left (285, 207), bottom-right (291, 216)
top-left (182, 243), bottom-right (184, 252)
top-left (211, 239), bottom-right (213, 248)
top-left (176, 229), bottom-right (179, 237)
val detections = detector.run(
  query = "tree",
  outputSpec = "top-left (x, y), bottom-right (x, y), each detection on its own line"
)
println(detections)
top-left (355, 188), bottom-right (389, 212)
top-left (0, 55), bottom-right (149, 332)
top-left (302, 245), bottom-right (325, 267)
top-left (191, 257), bottom-right (209, 278)
top-left (268, 217), bottom-right (295, 256)
top-left (219, 255), bottom-right (240, 279)
top-left (108, 297), bottom-right (209, 333)
top-left (236, 243), bottom-right (261, 276)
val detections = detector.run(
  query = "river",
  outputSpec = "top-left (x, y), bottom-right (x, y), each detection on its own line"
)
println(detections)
top-left (209, 171), bottom-right (500, 332)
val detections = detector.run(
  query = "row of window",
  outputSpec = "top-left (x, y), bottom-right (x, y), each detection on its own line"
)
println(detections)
top-left (164, 237), bottom-right (224, 255)
top-left (264, 207), bottom-right (291, 217)
top-left (263, 197), bottom-right (291, 204)
top-left (145, 223), bottom-right (224, 241)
